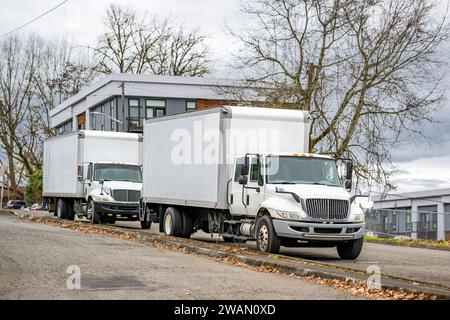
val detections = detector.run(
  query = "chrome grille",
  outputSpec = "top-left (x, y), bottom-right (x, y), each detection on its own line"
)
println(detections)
top-left (305, 199), bottom-right (349, 220)
top-left (112, 190), bottom-right (141, 202)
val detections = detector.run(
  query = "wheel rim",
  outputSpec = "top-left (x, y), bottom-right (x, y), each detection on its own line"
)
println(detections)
top-left (164, 213), bottom-right (172, 235)
top-left (258, 224), bottom-right (269, 251)
top-left (56, 200), bottom-right (62, 218)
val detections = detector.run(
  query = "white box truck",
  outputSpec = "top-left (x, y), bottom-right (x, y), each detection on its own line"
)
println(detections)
top-left (141, 107), bottom-right (365, 259)
top-left (43, 130), bottom-right (145, 226)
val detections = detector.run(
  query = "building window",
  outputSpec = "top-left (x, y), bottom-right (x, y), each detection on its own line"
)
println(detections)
top-left (100, 105), bottom-right (105, 131)
top-left (57, 121), bottom-right (71, 135)
top-left (110, 100), bottom-right (115, 131)
top-left (129, 98), bottom-right (140, 119)
top-left (91, 109), bottom-right (97, 130)
top-left (146, 99), bottom-right (166, 118)
top-left (77, 113), bottom-right (86, 130)
top-left (186, 101), bottom-right (196, 111)
top-left (405, 211), bottom-right (411, 230)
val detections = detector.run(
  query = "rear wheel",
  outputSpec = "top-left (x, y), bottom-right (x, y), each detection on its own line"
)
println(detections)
top-left (56, 198), bottom-right (67, 220)
top-left (163, 207), bottom-right (182, 237)
top-left (256, 215), bottom-right (280, 253)
top-left (88, 199), bottom-right (100, 224)
top-left (180, 210), bottom-right (193, 238)
top-left (337, 238), bottom-right (364, 260)
top-left (66, 200), bottom-right (75, 221)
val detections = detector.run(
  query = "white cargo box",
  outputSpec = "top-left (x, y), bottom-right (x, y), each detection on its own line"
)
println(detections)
top-left (43, 130), bottom-right (142, 198)
top-left (142, 106), bottom-right (310, 209)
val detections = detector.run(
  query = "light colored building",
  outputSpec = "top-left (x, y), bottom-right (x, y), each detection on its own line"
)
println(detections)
top-left (371, 188), bottom-right (450, 240)
top-left (49, 73), bottom-right (263, 134)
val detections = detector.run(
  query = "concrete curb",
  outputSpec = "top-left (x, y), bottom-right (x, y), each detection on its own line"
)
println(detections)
top-left (2, 210), bottom-right (450, 299)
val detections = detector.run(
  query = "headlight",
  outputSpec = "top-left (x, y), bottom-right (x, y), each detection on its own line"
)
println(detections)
top-left (351, 214), bottom-right (364, 223)
top-left (92, 195), bottom-right (110, 202)
top-left (276, 210), bottom-right (301, 221)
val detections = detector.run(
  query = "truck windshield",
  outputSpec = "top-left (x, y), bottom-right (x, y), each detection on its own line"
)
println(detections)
top-left (266, 156), bottom-right (341, 187)
top-left (94, 164), bottom-right (142, 183)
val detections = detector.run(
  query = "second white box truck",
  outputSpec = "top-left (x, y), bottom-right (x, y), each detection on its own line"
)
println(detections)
top-left (43, 130), bottom-right (146, 226)
top-left (141, 106), bottom-right (365, 259)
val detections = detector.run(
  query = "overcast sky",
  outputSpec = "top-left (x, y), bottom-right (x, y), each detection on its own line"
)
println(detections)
top-left (1, 0), bottom-right (450, 193)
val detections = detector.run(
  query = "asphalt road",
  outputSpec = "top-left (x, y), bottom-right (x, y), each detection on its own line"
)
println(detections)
top-left (0, 214), bottom-right (362, 300)
top-left (115, 220), bottom-right (450, 289)
top-left (10, 210), bottom-right (450, 290)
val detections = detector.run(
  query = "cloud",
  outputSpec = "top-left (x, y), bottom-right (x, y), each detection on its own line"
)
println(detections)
top-left (391, 155), bottom-right (450, 192)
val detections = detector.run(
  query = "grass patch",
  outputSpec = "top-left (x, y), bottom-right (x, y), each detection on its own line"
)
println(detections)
top-left (364, 235), bottom-right (450, 249)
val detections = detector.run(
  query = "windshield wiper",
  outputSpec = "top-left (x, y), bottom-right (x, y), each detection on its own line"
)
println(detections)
top-left (311, 182), bottom-right (340, 187)
top-left (274, 181), bottom-right (296, 184)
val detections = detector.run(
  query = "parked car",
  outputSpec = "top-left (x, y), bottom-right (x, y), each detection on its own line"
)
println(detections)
top-left (30, 203), bottom-right (46, 211)
top-left (4, 200), bottom-right (26, 209)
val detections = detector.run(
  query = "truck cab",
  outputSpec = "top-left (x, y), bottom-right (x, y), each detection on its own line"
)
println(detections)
top-left (228, 152), bottom-right (365, 259)
top-left (80, 162), bottom-right (142, 224)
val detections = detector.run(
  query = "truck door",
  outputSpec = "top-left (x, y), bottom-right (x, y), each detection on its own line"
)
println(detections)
top-left (245, 156), bottom-right (264, 216)
top-left (230, 156), bottom-right (264, 216)
top-left (230, 157), bottom-right (246, 215)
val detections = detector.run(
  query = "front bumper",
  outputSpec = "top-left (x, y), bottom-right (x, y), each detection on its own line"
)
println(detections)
top-left (272, 219), bottom-right (365, 241)
top-left (94, 201), bottom-right (140, 217)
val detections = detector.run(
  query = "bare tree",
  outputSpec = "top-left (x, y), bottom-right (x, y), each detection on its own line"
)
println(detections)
top-left (0, 35), bottom-right (39, 195)
top-left (148, 25), bottom-right (209, 76)
top-left (229, 0), bottom-right (449, 188)
top-left (94, 4), bottom-right (209, 76)
top-left (0, 35), bottom-right (94, 197)
top-left (33, 37), bottom-right (96, 136)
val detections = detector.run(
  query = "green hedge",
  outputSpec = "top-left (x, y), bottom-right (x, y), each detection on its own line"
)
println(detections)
top-left (24, 169), bottom-right (43, 205)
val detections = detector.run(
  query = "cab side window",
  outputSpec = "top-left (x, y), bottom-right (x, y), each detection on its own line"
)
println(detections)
top-left (234, 158), bottom-right (244, 182)
top-left (250, 158), bottom-right (259, 181)
top-left (250, 157), bottom-right (264, 185)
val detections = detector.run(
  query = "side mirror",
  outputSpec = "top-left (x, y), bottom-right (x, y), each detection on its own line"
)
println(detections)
top-left (238, 175), bottom-right (248, 185)
top-left (241, 160), bottom-right (249, 176)
top-left (77, 165), bottom-right (83, 181)
top-left (346, 160), bottom-right (353, 181)
top-left (99, 179), bottom-right (104, 185)
top-left (345, 179), bottom-right (352, 191)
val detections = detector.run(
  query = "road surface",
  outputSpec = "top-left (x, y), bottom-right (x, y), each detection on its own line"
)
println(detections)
top-left (0, 214), bottom-right (362, 300)
top-left (11, 210), bottom-right (450, 291)
top-left (116, 220), bottom-right (450, 289)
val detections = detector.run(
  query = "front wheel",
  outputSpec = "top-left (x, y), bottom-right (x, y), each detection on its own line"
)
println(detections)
top-left (88, 200), bottom-right (100, 224)
top-left (256, 215), bottom-right (280, 253)
top-left (337, 238), bottom-right (364, 260)
top-left (141, 207), bottom-right (152, 230)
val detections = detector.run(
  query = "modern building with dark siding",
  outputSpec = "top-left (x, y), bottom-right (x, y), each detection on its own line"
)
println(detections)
top-left (50, 73), bottom-right (261, 135)
top-left (370, 188), bottom-right (450, 240)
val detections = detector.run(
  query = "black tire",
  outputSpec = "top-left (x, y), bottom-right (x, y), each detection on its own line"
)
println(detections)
top-left (53, 198), bottom-right (58, 217)
top-left (102, 215), bottom-right (116, 224)
top-left (66, 200), bottom-right (75, 221)
top-left (140, 207), bottom-right (152, 230)
top-left (181, 210), bottom-right (193, 238)
top-left (56, 198), bottom-right (67, 219)
top-left (163, 207), bottom-right (183, 237)
top-left (256, 215), bottom-right (280, 253)
top-left (88, 199), bottom-right (100, 224)
top-left (337, 238), bottom-right (364, 260)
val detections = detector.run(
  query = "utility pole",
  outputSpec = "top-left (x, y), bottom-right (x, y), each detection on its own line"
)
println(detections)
top-left (120, 81), bottom-right (125, 132)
